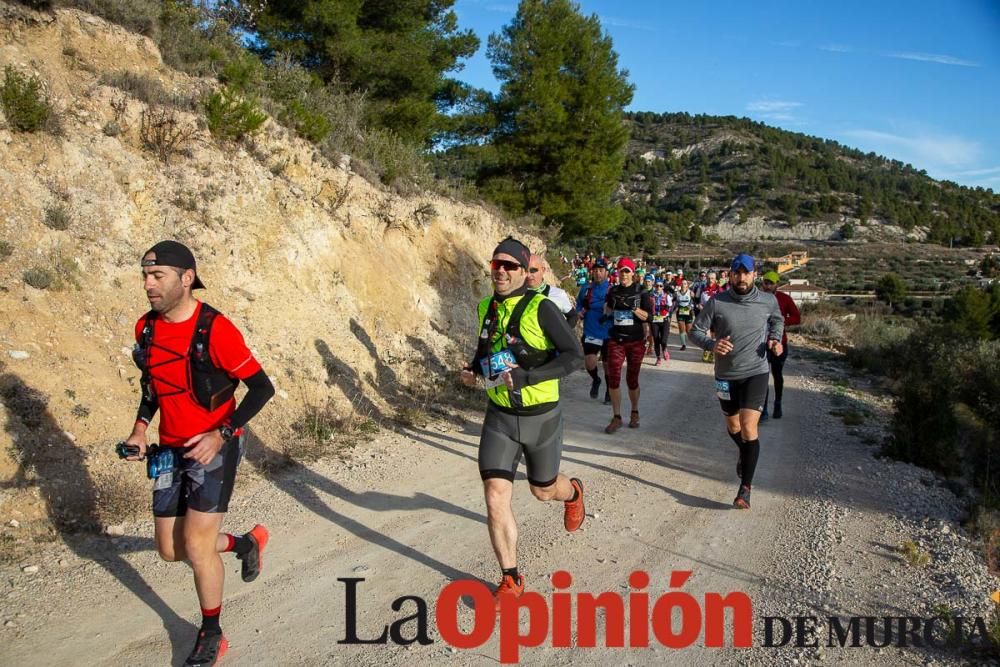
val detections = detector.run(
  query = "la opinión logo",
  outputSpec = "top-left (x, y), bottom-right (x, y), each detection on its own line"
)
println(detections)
top-left (337, 569), bottom-right (997, 662)
top-left (339, 570), bottom-right (752, 663)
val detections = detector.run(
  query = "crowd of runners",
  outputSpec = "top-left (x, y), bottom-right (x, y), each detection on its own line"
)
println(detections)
top-left (117, 237), bottom-right (799, 662)
top-left (462, 239), bottom-right (800, 607)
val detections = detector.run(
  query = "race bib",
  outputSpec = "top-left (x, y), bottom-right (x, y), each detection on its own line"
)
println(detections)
top-left (679, 307), bottom-right (690, 316)
top-left (613, 310), bottom-right (634, 327)
top-left (584, 336), bottom-right (604, 346)
top-left (653, 315), bottom-right (665, 323)
top-left (146, 447), bottom-right (175, 480)
top-left (152, 470), bottom-right (173, 491)
top-left (480, 349), bottom-right (517, 389)
top-left (715, 380), bottom-right (731, 401)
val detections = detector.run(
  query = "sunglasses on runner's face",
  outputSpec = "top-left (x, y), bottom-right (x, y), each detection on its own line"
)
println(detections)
top-left (490, 259), bottom-right (522, 272)
top-left (528, 267), bottom-right (541, 274)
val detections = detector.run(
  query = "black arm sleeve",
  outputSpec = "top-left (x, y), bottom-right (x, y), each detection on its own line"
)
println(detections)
top-left (228, 369), bottom-right (275, 429)
top-left (641, 293), bottom-right (654, 318)
top-left (511, 300), bottom-right (584, 388)
top-left (564, 309), bottom-right (580, 329)
top-left (135, 393), bottom-right (158, 425)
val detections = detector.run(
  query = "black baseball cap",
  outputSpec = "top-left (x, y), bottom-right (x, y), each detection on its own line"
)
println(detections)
top-left (141, 240), bottom-right (205, 289)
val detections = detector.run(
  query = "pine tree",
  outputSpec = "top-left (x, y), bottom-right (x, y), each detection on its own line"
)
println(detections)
top-left (249, 0), bottom-right (478, 145)
top-left (483, 0), bottom-right (634, 237)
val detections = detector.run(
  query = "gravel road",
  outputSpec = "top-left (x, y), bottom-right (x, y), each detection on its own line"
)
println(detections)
top-left (2, 341), bottom-right (997, 666)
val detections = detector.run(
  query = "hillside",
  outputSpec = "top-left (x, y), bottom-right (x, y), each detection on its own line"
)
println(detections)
top-left (617, 111), bottom-right (1000, 250)
top-left (0, 3), bottom-right (532, 545)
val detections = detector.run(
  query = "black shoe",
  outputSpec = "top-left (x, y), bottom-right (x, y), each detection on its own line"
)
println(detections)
top-left (185, 630), bottom-right (228, 666)
top-left (237, 524), bottom-right (269, 583)
top-left (680, 344), bottom-right (687, 351)
top-left (589, 377), bottom-right (601, 399)
top-left (733, 485), bottom-right (751, 510)
top-left (760, 407), bottom-right (769, 422)
top-left (603, 390), bottom-right (611, 405)
top-left (773, 401), bottom-right (782, 419)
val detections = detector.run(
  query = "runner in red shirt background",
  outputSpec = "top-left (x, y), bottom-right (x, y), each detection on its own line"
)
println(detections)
top-left (760, 271), bottom-right (801, 420)
top-left (122, 241), bottom-right (274, 666)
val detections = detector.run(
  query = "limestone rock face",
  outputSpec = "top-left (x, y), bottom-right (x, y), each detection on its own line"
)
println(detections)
top-left (0, 4), bottom-right (534, 526)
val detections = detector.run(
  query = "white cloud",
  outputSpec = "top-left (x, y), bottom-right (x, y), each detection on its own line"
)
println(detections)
top-left (948, 166), bottom-right (1000, 178)
top-left (842, 129), bottom-right (982, 169)
top-left (819, 43), bottom-right (853, 53)
top-left (760, 113), bottom-right (797, 122)
top-left (747, 100), bottom-right (802, 113)
top-left (599, 16), bottom-right (655, 31)
top-left (885, 51), bottom-right (980, 67)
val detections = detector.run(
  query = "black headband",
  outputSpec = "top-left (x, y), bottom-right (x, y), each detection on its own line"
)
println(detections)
top-left (492, 237), bottom-right (530, 268)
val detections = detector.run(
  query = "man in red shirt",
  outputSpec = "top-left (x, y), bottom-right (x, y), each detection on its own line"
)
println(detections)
top-left (122, 241), bottom-right (274, 666)
top-left (760, 271), bottom-right (801, 419)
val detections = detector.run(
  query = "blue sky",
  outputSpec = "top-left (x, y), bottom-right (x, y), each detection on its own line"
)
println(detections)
top-left (452, 0), bottom-right (1000, 191)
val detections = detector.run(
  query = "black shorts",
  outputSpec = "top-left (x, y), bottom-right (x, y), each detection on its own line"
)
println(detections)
top-left (676, 312), bottom-right (693, 324)
top-left (715, 373), bottom-right (769, 416)
top-left (581, 335), bottom-right (609, 358)
top-left (152, 436), bottom-right (243, 518)
top-left (479, 403), bottom-right (563, 487)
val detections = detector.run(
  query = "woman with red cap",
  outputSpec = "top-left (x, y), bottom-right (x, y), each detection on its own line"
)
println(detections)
top-left (602, 257), bottom-right (654, 433)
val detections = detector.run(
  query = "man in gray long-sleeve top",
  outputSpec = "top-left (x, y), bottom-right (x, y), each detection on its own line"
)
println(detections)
top-left (690, 253), bottom-right (784, 510)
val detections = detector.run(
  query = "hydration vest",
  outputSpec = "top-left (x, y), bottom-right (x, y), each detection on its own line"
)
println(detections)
top-left (476, 292), bottom-right (559, 409)
top-left (133, 303), bottom-right (239, 412)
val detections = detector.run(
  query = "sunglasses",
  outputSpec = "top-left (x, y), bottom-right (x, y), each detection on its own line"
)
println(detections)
top-left (528, 267), bottom-right (541, 274)
top-left (490, 259), bottom-right (522, 272)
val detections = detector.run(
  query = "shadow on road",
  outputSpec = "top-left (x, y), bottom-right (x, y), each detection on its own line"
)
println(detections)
top-left (0, 373), bottom-right (195, 664)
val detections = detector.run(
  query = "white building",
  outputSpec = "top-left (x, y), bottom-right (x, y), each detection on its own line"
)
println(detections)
top-left (778, 280), bottom-right (828, 306)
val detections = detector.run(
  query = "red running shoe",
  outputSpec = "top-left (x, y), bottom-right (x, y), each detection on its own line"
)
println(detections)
top-left (564, 478), bottom-right (586, 531)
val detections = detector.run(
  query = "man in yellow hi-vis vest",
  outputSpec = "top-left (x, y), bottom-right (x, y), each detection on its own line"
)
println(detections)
top-left (460, 237), bottom-right (585, 609)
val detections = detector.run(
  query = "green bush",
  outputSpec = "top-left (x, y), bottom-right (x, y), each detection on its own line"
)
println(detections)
top-left (158, 0), bottom-right (245, 76)
top-left (259, 58), bottom-right (341, 144)
top-left (203, 87), bottom-right (266, 141)
top-left (23, 267), bottom-right (54, 289)
top-left (219, 54), bottom-right (263, 94)
top-left (845, 315), bottom-right (913, 375)
top-left (1, 66), bottom-right (51, 132)
top-left (43, 205), bottom-right (71, 230)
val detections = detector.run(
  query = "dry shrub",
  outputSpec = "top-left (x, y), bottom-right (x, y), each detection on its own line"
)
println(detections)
top-left (799, 315), bottom-right (845, 341)
top-left (99, 70), bottom-right (192, 109)
top-left (140, 106), bottom-right (196, 161)
top-left (43, 204), bottom-right (71, 230)
top-left (91, 468), bottom-right (149, 524)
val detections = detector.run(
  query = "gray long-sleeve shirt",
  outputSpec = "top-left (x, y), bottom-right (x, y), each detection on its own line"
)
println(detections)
top-left (690, 287), bottom-right (785, 380)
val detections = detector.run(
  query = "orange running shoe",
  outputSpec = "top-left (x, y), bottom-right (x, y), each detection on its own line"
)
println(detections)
top-left (564, 478), bottom-right (586, 532)
top-left (494, 574), bottom-right (525, 611)
top-left (239, 524), bottom-right (269, 583)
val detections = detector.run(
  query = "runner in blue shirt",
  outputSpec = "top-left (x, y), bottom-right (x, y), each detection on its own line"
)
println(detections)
top-left (575, 259), bottom-right (612, 403)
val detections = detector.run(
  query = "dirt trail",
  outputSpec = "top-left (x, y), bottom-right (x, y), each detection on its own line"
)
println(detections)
top-left (1, 343), bottom-right (996, 666)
